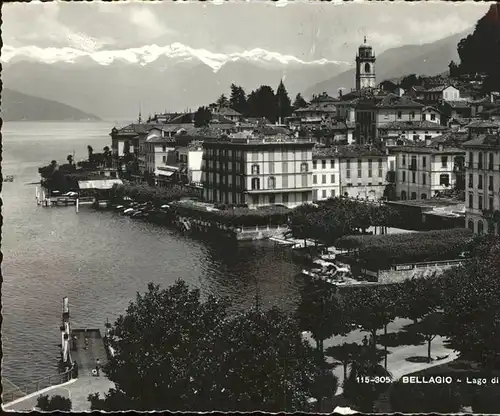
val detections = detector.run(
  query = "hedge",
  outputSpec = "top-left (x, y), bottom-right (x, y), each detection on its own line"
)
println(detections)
top-left (336, 228), bottom-right (473, 269)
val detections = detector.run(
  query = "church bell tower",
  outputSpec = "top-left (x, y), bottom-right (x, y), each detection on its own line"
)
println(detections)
top-left (355, 36), bottom-right (376, 91)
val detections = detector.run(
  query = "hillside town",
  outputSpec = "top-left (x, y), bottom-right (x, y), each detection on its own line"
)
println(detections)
top-left (102, 34), bottom-right (499, 237)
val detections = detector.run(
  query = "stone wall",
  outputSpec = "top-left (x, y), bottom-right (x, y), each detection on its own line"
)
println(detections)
top-left (377, 262), bottom-right (463, 284)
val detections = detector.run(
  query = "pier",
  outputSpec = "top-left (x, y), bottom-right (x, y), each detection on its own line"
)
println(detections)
top-left (2, 298), bottom-right (114, 411)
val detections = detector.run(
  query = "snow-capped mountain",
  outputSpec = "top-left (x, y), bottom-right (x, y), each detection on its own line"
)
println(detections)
top-left (2, 43), bottom-right (349, 72)
top-left (2, 43), bottom-right (351, 119)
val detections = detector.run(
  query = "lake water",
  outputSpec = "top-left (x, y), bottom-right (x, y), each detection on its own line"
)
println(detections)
top-left (2, 121), bottom-right (303, 388)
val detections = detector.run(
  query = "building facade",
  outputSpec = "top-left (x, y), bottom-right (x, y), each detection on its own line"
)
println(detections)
top-left (391, 144), bottom-right (465, 201)
top-left (144, 128), bottom-right (176, 175)
top-left (338, 146), bottom-right (388, 200)
top-left (312, 148), bottom-right (341, 201)
top-left (463, 134), bottom-right (500, 235)
top-left (202, 136), bottom-right (315, 208)
top-left (176, 143), bottom-right (204, 185)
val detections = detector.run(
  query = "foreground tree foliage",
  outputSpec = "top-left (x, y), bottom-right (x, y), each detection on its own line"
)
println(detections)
top-left (389, 380), bottom-right (463, 413)
top-left (89, 280), bottom-right (334, 411)
top-left (441, 235), bottom-right (500, 371)
top-left (36, 394), bottom-right (72, 411)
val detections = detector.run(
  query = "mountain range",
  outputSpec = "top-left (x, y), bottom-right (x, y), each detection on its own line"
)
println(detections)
top-left (1, 88), bottom-right (100, 122)
top-left (2, 28), bottom-right (472, 120)
top-left (304, 28), bottom-right (471, 98)
top-left (1, 44), bottom-right (349, 120)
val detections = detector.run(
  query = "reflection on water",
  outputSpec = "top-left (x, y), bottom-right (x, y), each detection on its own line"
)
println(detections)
top-left (2, 122), bottom-right (303, 387)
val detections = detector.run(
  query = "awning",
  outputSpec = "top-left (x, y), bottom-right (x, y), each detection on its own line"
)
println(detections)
top-left (155, 169), bottom-right (175, 177)
top-left (77, 179), bottom-right (123, 190)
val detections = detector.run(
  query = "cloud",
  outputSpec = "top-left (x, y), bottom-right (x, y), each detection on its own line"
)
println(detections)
top-left (128, 7), bottom-right (176, 39)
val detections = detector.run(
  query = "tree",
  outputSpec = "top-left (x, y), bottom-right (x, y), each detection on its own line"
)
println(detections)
top-left (67, 154), bottom-right (74, 165)
top-left (449, 60), bottom-right (460, 78)
top-left (457, 5), bottom-right (500, 92)
top-left (296, 281), bottom-right (352, 359)
top-left (103, 146), bottom-right (112, 168)
top-left (87, 145), bottom-right (94, 163)
top-left (247, 86), bottom-right (278, 123)
top-left (325, 342), bottom-right (363, 381)
top-left (194, 106), bottom-right (212, 128)
top-left (441, 235), bottom-right (500, 370)
top-left (275, 80), bottom-right (293, 122)
top-left (395, 276), bottom-right (442, 323)
top-left (389, 380), bottom-right (463, 413)
top-left (229, 84), bottom-right (248, 115)
top-left (36, 394), bottom-right (72, 411)
top-left (342, 346), bottom-right (392, 412)
top-left (293, 93), bottom-right (308, 110)
top-left (88, 280), bottom-right (331, 412)
top-left (399, 74), bottom-right (421, 90)
top-left (216, 94), bottom-right (229, 108)
top-left (405, 311), bottom-right (444, 363)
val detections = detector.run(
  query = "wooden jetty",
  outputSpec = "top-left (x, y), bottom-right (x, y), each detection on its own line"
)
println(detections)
top-left (35, 186), bottom-right (94, 212)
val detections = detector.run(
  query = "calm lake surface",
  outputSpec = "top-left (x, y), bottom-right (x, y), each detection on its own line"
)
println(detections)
top-left (2, 121), bottom-right (303, 388)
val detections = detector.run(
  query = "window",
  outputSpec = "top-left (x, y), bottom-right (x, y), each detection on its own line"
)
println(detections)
top-left (410, 111), bottom-right (415, 119)
top-left (397, 111), bottom-right (402, 119)
top-left (478, 195), bottom-right (483, 210)
top-left (422, 173), bottom-right (426, 185)
top-left (468, 152), bottom-right (474, 167)
top-left (421, 193), bottom-right (427, 199)
top-left (411, 192), bottom-right (417, 200)
top-left (252, 152), bottom-right (258, 162)
top-left (468, 219), bottom-right (474, 231)
top-left (283, 175), bottom-right (288, 188)
top-left (441, 156), bottom-right (448, 168)
top-left (162, 156), bottom-right (167, 163)
top-left (346, 160), bottom-right (351, 169)
top-left (469, 193), bottom-right (474, 209)
top-left (330, 159), bottom-right (335, 168)
top-left (251, 164), bottom-right (260, 175)
top-left (489, 197), bottom-right (494, 211)
top-left (313, 189), bottom-right (318, 201)
top-left (440, 174), bottom-right (450, 186)
top-left (331, 189), bottom-right (336, 197)
top-left (402, 155), bottom-right (406, 166)
top-left (489, 175), bottom-right (494, 191)
top-left (331, 174), bottom-right (335, 183)
top-left (268, 177), bottom-right (276, 189)
top-left (489, 153), bottom-right (494, 170)
top-left (478, 175), bottom-right (483, 190)
top-left (251, 178), bottom-right (260, 190)
top-left (301, 174), bottom-right (308, 187)
top-left (431, 114), bottom-right (436, 121)
top-left (269, 194), bottom-right (275, 204)
top-left (358, 168), bottom-right (362, 178)
top-left (269, 162), bottom-right (275, 174)
top-left (302, 192), bottom-right (309, 203)
top-left (313, 175), bottom-right (317, 184)
top-left (313, 160), bottom-right (317, 169)
top-left (402, 171), bottom-right (406, 182)
top-left (478, 152), bottom-right (483, 169)
top-left (346, 169), bottom-right (351, 179)
top-left (268, 152), bottom-right (274, 162)
top-left (478, 220), bottom-right (484, 235)
top-left (282, 162), bottom-right (288, 173)
top-left (300, 162), bottom-right (308, 173)
top-left (283, 193), bottom-right (289, 204)
top-left (322, 189), bottom-right (327, 198)
top-left (252, 194), bottom-right (259, 205)
top-left (357, 159), bottom-right (362, 168)
top-left (162, 145), bottom-right (167, 152)
top-left (401, 190), bottom-right (407, 200)
top-left (322, 174), bottom-right (327, 184)
top-left (468, 174), bottom-right (473, 188)
top-left (412, 172), bottom-right (416, 183)
top-left (322, 160), bottom-right (326, 169)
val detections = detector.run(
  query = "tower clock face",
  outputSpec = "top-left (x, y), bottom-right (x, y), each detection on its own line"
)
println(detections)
top-left (364, 63), bottom-right (371, 73)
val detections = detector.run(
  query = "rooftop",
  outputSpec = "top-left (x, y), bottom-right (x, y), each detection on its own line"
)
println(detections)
top-left (379, 120), bottom-right (447, 130)
top-left (465, 120), bottom-right (500, 129)
top-left (376, 94), bottom-right (424, 109)
top-left (390, 143), bottom-right (463, 154)
top-left (313, 144), bottom-right (387, 158)
top-left (214, 107), bottom-right (242, 116)
top-left (443, 100), bottom-right (471, 109)
top-left (204, 136), bottom-right (314, 146)
top-left (462, 134), bottom-right (500, 149)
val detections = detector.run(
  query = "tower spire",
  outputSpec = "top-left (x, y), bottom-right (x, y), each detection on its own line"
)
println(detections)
top-left (364, 35), bottom-right (367, 44)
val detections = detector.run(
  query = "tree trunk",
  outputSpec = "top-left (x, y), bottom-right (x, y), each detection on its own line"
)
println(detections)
top-left (427, 338), bottom-right (432, 363)
top-left (343, 362), bottom-right (348, 381)
top-left (384, 324), bottom-right (388, 369)
top-left (371, 329), bottom-right (377, 350)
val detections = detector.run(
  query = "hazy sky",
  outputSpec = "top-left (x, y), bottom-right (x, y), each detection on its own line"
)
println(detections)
top-left (3, 0), bottom-right (489, 62)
